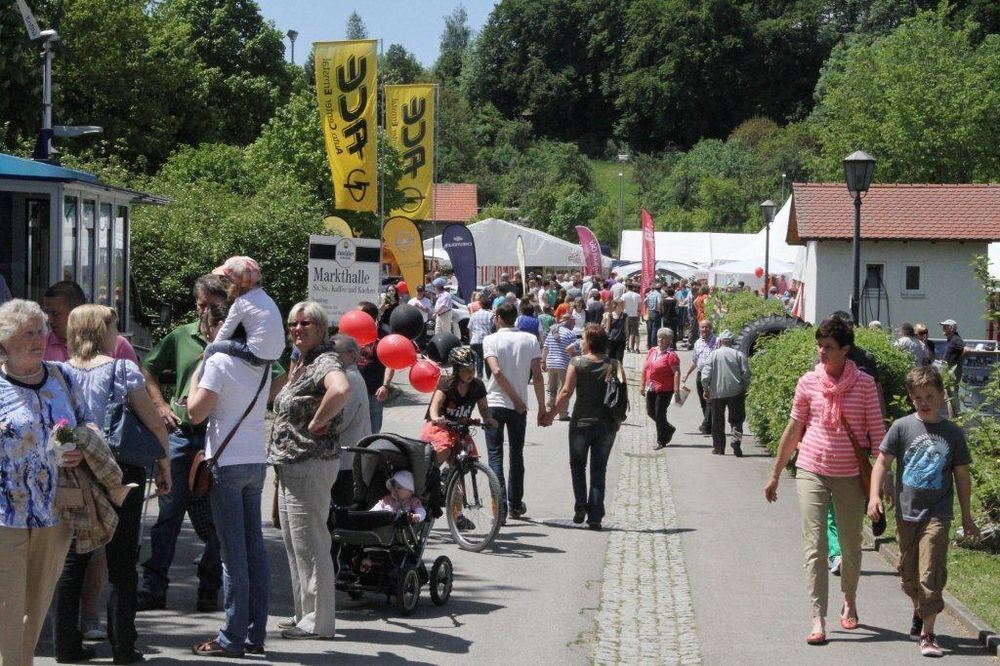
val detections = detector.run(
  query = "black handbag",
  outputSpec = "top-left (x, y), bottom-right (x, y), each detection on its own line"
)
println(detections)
top-left (104, 359), bottom-right (165, 467)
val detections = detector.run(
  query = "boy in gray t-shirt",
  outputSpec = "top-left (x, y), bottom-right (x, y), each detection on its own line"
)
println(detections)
top-left (869, 366), bottom-right (979, 657)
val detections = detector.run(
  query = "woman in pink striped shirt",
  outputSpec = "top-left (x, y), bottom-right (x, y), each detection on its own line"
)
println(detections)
top-left (763, 317), bottom-right (885, 646)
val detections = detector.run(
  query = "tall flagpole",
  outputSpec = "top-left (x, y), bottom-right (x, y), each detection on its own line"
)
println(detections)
top-left (431, 83), bottom-right (439, 277)
top-left (378, 38), bottom-right (385, 270)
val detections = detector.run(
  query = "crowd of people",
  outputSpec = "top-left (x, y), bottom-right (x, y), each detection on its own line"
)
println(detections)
top-left (0, 259), bottom-right (984, 663)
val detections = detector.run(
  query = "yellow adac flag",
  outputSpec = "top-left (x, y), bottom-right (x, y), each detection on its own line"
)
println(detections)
top-left (314, 40), bottom-right (378, 213)
top-left (383, 216), bottom-right (424, 293)
top-left (385, 84), bottom-right (435, 220)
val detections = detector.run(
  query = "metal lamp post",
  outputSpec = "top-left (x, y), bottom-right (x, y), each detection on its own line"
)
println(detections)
top-left (617, 152), bottom-right (629, 255)
top-left (287, 29), bottom-right (299, 64)
top-left (842, 150), bottom-right (877, 324)
top-left (760, 199), bottom-right (777, 298)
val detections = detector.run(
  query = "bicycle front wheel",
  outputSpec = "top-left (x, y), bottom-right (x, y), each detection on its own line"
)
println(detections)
top-left (445, 459), bottom-right (502, 552)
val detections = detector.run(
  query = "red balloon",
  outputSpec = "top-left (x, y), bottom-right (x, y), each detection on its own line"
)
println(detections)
top-left (338, 309), bottom-right (377, 346)
top-left (408, 359), bottom-right (441, 393)
top-left (754, 267), bottom-right (764, 278)
top-left (396, 280), bottom-right (409, 295)
top-left (376, 334), bottom-right (417, 370)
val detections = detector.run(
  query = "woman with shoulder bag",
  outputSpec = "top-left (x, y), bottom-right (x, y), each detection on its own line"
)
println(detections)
top-left (187, 304), bottom-right (277, 658)
top-left (640, 328), bottom-right (681, 450)
top-left (53, 304), bottom-right (169, 664)
top-left (546, 324), bottom-right (621, 531)
top-left (763, 317), bottom-right (885, 646)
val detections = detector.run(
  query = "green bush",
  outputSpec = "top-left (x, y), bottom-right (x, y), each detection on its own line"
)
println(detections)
top-left (959, 366), bottom-right (1000, 523)
top-left (709, 290), bottom-right (786, 334)
top-left (746, 326), bottom-right (913, 454)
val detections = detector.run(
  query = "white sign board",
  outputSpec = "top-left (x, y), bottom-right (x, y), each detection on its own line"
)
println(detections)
top-left (307, 235), bottom-right (381, 323)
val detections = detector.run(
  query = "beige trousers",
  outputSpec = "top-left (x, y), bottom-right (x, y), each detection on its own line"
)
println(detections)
top-left (897, 518), bottom-right (950, 617)
top-left (277, 458), bottom-right (341, 637)
top-left (0, 523), bottom-right (73, 666)
top-left (795, 469), bottom-right (866, 618)
top-left (546, 368), bottom-right (568, 418)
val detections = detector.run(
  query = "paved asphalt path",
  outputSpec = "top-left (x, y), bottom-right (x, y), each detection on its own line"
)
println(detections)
top-left (35, 347), bottom-right (995, 664)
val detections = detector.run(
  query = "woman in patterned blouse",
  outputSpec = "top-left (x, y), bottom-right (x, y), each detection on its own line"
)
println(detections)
top-left (0, 299), bottom-right (88, 664)
top-left (268, 300), bottom-right (351, 640)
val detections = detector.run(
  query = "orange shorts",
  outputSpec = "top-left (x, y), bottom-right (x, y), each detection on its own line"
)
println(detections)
top-left (420, 422), bottom-right (477, 457)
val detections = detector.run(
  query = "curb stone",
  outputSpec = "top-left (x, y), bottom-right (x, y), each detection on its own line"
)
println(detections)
top-left (866, 528), bottom-right (999, 655)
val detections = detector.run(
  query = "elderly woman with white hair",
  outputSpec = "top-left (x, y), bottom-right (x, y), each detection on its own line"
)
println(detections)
top-left (268, 301), bottom-right (351, 640)
top-left (640, 327), bottom-right (682, 450)
top-left (0, 299), bottom-right (88, 664)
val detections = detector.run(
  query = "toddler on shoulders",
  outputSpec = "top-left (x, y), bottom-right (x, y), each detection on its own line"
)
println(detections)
top-left (204, 256), bottom-right (284, 366)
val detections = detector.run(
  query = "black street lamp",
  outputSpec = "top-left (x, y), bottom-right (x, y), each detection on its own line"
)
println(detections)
top-left (287, 29), bottom-right (299, 64)
top-left (760, 199), bottom-right (777, 298)
top-left (843, 150), bottom-right (877, 324)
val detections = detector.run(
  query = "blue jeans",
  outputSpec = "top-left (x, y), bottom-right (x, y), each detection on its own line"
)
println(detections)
top-left (204, 339), bottom-right (268, 366)
top-left (141, 429), bottom-right (222, 598)
top-left (646, 312), bottom-right (661, 349)
top-left (485, 407), bottom-right (527, 508)
top-left (210, 463), bottom-right (269, 651)
top-left (568, 423), bottom-right (616, 524)
top-left (368, 395), bottom-right (384, 434)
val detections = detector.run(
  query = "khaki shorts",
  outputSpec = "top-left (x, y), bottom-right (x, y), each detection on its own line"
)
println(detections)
top-left (626, 316), bottom-right (639, 336)
top-left (897, 518), bottom-right (951, 617)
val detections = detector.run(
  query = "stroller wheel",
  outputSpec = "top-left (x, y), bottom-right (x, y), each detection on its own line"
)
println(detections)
top-left (430, 556), bottom-right (453, 606)
top-left (395, 566), bottom-right (421, 616)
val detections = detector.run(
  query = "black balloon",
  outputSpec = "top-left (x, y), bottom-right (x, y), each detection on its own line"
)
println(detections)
top-left (425, 332), bottom-right (461, 366)
top-left (389, 304), bottom-right (425, 339)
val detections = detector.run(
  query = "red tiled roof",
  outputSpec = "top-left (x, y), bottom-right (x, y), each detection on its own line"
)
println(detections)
top-left (433, 183), bottom-right (478, 223)
top-left (787, 183), bottom-right (1000, 244)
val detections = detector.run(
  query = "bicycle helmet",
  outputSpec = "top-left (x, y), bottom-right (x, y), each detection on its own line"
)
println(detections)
top-left (448, 345), bottom-right (476, 368)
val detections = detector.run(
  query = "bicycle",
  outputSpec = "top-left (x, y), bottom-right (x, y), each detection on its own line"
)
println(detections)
top-left (439, 419), bottom-right (503, 552)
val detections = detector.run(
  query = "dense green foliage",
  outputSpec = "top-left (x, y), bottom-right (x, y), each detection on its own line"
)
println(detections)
top-left (746, 327), bottom-right (912, 454)
top-left (709, 291), bottom-right (788, 335)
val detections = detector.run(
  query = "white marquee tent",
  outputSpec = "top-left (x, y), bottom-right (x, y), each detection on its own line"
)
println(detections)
top-left (619, 197), bottom-right (800, 270)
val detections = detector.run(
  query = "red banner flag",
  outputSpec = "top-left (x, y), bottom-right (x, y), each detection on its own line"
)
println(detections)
top-left (640, 209), bottom-right (656, 302)
top-left (575, 226), bottom-right (603, 278)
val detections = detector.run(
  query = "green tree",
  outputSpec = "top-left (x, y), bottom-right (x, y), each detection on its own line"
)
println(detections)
top-left (436, 5), bottom-right (472, 84)
top-left (812, 7), bottom-right (1000, 182)
top-left (346, 11), bottom-right (368, 39)
top-left (152, 0), bottom-right (294, 146)
top-left (381, 44), bottom-right (424, 84)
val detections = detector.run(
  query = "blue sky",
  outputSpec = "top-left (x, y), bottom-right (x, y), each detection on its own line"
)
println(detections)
top-left (256, 1), bottom-right (497, 67)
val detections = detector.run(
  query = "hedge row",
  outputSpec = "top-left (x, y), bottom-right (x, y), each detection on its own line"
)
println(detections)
top-left (709, 290), bottom-right (786, 334)
top-left (745, 326), bottom-right (913, 455)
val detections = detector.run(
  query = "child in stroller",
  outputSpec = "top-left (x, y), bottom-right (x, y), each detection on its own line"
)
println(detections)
top-left (328, 433), bottom-right (452, 615)
top-left (372, 471), bottom-right (426, 524)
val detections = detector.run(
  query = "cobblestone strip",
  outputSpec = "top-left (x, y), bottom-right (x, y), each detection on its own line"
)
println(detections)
top-left (592, 359), bottom-right (702, 665)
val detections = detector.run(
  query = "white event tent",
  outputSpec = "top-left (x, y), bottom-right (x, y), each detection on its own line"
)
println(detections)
top-left (423, 217), bottom-right (612, 283)
top-left (619, 197), bottom-right (801, 274)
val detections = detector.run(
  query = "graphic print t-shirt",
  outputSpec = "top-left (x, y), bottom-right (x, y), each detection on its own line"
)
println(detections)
top-left (879, 414), bottom-right (972, 522)
top-left (424, 374), bottom-right (487, 423)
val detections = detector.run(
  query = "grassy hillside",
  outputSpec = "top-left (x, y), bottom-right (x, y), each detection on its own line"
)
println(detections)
top-left (590, 159), bottom-right (643, 232)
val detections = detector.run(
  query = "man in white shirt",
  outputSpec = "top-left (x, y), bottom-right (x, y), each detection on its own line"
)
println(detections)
top-left (408, 285), bottom-right (433, 322)
top-left (621, 283), bottom-right (642, 352)
top-left (610, 277), bottom-right (626, 300)
top-left (432, 278), bottom-right (454, 335)
top-left (483, 303), bottom-right (548, 520)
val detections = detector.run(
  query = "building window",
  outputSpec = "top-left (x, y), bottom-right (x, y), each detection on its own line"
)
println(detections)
top-left (97, 203), bottom-right (113, 305)
top-left (902, 263), bottom-right (924, 297)
top-left (81, 200), bottom-right (96, 301)
top-left (62, 196), bottom-right (78, 282)
top-left (863, 263), bottom-right (885, 293)
top-left (114, 206), bottom-right (128, 326)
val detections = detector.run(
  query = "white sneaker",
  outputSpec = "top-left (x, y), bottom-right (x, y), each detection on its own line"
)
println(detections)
top-left (81, 620), bottom-right (107, 641)
top-left (829, 555), bottom-right (842, 576)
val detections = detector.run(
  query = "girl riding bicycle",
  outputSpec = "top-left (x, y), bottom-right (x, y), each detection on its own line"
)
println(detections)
top-left (421, 346), bottom-right (498, 464)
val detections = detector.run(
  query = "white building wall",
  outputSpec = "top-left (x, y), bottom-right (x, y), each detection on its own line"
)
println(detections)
top-left (805, 240), bottom-right (989, 337)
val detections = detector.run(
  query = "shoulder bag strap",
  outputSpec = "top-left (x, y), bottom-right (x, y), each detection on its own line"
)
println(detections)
top-left (210, 363), bottom-right (270, 465)
top-left (838, 415), bottom-right (868, 460)
top-left (49, 361), bottom-right (81, 419)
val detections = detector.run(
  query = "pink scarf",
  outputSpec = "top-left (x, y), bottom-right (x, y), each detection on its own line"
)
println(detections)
top-left (813, 359), bottom-right (860, 428)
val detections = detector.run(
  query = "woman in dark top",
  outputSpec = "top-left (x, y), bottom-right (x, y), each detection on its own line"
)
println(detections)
top-left (661, 288), bottom-right (678, 333)
top-left (603, 299), bottom-right (627, 362)
top-left (547, 324), bottom-right (620, 530)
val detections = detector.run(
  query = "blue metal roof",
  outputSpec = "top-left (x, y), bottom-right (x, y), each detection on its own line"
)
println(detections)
top-left (0, 152), bottom-right (100, 183)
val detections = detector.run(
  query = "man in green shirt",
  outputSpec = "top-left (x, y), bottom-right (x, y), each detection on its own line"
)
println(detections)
top-left (136, 275), bottom-right (228, 612)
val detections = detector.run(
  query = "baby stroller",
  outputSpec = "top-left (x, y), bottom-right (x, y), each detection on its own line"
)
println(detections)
top-left (328, 433), bottom-right (452, 615)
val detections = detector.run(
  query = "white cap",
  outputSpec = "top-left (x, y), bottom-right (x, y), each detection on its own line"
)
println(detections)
top-left (940, 319), bottom-right (958, 327)
top-left (387, 470), bottom-right (415, 492)
top-left (718, 329), bottom-right (734, 341)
